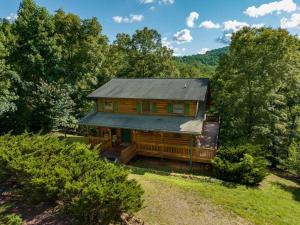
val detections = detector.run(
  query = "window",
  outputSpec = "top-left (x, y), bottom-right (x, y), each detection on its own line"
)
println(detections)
top-left (142, 102), bottom-right (151, 113)
top-left (173, 103), bottom-right (184, 114)
top-left (104, 101), bottom-right (113, 111)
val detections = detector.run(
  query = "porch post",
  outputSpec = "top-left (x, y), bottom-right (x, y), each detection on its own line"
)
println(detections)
top-left (189, 135), bottom-right (193, 173)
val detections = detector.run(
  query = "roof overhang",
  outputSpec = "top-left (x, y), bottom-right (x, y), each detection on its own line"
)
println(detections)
top-left (79, 112), bottom-right (204, 135)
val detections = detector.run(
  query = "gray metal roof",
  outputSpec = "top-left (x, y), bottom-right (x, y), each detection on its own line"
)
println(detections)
top-left (79, 110), bottom-right (205, 135)
top-left (88, 78), bottom-right (209, 101)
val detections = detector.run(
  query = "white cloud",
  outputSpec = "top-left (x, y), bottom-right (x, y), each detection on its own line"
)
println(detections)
top-left (198, 48), bottom-right (210, 54)
top-left (244, 0), bottom-right (297, 18)
top-left (173, 29), bottom-right (193, 44)
top-left (162, 37), bottom-right (185, 56)
top-left (251, 23), bottom-right (265, 28)
top-left (281, 13), bottom-right (300, 28)
top-left (5, 13), bottom-right (17, 22)
top-left (199, 20), bottom-right (220, 29)
top-left (223, 20), bottom-right (249, 32)
top-left (186, 12), bottom-right (199, 28)
top-left (159, 0), bottom-right (175, 5)
top-left (217, 20), bottom-right (263, 44)
top-left (112, 14), bottom-right (144, 23)
top-left (140, 0), bottom-right (155, 3)
top-left (149, 6), bottom-right (156, 11)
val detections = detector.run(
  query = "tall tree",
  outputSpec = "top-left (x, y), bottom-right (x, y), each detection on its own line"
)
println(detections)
top-left (212, 27), bottom-right (300, 165)
top-left (0, 27), bottom-right (19, 117)
top-left (112, 27), bottom-right (179, 78)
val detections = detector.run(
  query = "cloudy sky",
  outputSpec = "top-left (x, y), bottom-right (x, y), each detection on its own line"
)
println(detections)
top-left (1, 0), bottom-right (300, 55)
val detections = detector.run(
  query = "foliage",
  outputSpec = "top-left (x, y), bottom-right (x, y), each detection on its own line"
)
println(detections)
top-left (286, 139), bottom-right (300, 176)
top-left (212, 143), bottom-right (268, 185)
top-left (174, 61), bottom-right (215, 78)
top-left (30, 80), bottom-right (77, 132)
top-left (0, 133), bottom-right (144, 224)
top-left (0, 27), bottom-right (19, 117)
top-left (175, 46), bottom-right (229, 67)
top-left (112, 27), bottom-right (179, 78)
top-left (212, 27), bottom-right (300, 166)
top-left (1, 214), bottom-right (23, 225)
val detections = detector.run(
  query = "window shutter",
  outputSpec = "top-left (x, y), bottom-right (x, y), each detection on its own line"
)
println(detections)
top-left (136, 102), bottom-right (141, 113)
top-left (167, 103), bottom-right (173, 113)
top-left (113, 102), bottom-right (118, 112)
top-left (151, 103), bottom-right (157, 113)
top-left (99, 100), bottom-right (104, 111)
top-left (184, 103), bottom-right (190, 115)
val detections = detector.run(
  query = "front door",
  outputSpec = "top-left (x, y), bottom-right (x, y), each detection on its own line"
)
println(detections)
top-left (122, 129), bottom-right (131, 144)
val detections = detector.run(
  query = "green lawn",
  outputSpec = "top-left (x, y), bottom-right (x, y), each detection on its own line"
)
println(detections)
top-left (130, 168), bottom-right (300, 225)
top-left (49, 132), bottom-right (86, 143)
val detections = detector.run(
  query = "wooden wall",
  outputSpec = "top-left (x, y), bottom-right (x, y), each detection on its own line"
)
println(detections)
top-left (97, 98), bottom-right (198, 117)
top-left (132, 130), bottom-right (193, 146)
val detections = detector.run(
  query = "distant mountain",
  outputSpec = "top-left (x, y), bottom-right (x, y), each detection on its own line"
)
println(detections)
top-left (175, 46), bottom-right (229, 67)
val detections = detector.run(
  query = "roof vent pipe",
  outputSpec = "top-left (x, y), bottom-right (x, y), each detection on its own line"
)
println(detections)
top-left (184, 83), bottom-right (187, 88)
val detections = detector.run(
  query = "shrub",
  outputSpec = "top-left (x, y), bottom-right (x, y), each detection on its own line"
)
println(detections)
top-left (212, 143), bottom-right (268, 185)
top-left (0, 133), bottom-right (144, 224)
top-left (286, 140), bottom-right (300, 177)
top-left (2, 214), bottom-right (23, 225)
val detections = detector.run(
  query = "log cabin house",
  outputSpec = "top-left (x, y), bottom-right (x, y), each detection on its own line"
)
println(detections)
top-left (79, 78), bottom-right (219, 166)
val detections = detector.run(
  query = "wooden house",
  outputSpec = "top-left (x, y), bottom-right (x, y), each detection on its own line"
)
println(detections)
top-left (79, 78), bottom-right (219, 165)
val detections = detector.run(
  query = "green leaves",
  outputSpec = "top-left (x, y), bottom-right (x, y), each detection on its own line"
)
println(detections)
top-left (212, 143), bottom-right (268, 185)
top-left (0, 133), bottom-right (144, 224)
top-left (212, 27), bottom-right (300, 167)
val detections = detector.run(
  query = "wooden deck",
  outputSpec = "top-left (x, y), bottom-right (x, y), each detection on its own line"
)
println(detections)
top-left (86, 136), bottom-right (216, 164)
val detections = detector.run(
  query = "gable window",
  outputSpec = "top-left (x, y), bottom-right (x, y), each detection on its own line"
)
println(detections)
top-left (142, 102), bottom-right (151, 113)
top-left (173, 103), bottom-right (184, 114)
top-left (104, 101), bottom-right (113, 111)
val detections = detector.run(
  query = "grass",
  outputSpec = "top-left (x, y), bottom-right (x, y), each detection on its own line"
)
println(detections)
top-left (130, 168), bottom-right (300, 225)
top-left (49, 132), bottom-right (86, 143)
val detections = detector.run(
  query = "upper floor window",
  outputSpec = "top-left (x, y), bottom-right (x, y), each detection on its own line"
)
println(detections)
top-left (173, 103), bottom-right (184, 114)
top-left (142, 102), bottom-right (151, 113)
top-left (104, 101), bottom-right (113, 111)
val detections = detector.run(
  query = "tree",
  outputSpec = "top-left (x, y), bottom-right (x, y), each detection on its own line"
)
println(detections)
top-left (30, 80), bottom-right (77, 133)
top-left (112, 27), bottom-right (179, 78)
top-left (212, 27), bottom-right (300, 166)
top-left (0, 28), bottom-right (19, 117)
top-left (286, 140), bottom-right (300, 177)
top-left (212, 143), bottom-right (268, 185)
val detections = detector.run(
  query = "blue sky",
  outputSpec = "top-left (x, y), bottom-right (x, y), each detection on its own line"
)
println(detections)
top-left (1, 0), bottom-right (300, 55)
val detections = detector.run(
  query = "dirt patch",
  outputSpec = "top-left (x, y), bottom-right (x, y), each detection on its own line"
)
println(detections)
top-left (132, 174), bottom-right (252, 225)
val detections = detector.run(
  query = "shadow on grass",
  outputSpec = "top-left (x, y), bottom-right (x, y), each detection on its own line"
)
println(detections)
top-left (271, 181), bottom-right (300, 202)
top-left (128, 156), bottom-right (212, 176)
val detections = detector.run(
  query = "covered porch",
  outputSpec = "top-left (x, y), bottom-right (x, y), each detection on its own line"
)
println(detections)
top-left (79, 111), bottom-right (218, 165)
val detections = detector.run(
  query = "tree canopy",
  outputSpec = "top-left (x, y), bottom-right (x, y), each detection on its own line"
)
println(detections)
top-left (212, 27), bottom-right (300, 166)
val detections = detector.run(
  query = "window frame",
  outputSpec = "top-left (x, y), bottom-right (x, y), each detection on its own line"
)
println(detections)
top-left (172, 102), bottom-right (184, 114)
top-left (141, 101), bottom-right (151, 113)
top-left (104, 101), bottom-right (114, 111)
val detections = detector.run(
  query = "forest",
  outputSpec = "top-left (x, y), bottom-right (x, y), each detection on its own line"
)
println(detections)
top-left (0, 0), bottom-right (300, 224)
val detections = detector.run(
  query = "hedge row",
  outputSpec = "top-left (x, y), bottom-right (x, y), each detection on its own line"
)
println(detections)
top-left (0, 133), bottom-right (143, 224)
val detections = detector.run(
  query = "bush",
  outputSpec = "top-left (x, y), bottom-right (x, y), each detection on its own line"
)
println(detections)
top-left (212, 143), bottom-right (268, 185)
top-left (2, 214), bottom-right (23, 225)
top-left (0, 133), bottom-right (143, 224)
top-left (286, 140), bottom-right (300, 177)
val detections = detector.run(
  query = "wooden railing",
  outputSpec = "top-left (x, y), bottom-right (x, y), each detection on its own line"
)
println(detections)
top-left (120, 144), bottom-right (137, 164)
top-left (136, 142), bottom-right (216, 163)
top-left (205, 115), bottom-right (220, 122)
top-left (86, 136), bottom-right (111, 150)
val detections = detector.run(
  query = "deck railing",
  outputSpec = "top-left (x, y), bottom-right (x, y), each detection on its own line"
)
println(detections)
top-left (120, 144), bottom-right (137, 164)
top-left (136, 142), bottom-right (216, 163)
top-left (86, 136), bottom-right (111, 149)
